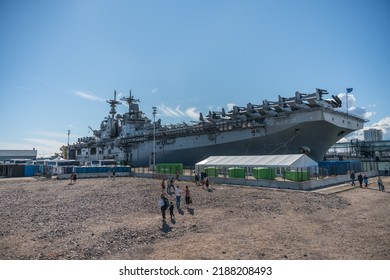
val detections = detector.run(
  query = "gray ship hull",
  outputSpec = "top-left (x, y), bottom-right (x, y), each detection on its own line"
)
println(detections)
top-left (71, 89), bottom-right (366, 167)
top-left (125, 109), bottom-right (364, 166)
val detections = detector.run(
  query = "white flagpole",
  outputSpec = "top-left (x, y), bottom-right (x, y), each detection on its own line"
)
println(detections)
top-left (346, 88), bottom-right (353, 115)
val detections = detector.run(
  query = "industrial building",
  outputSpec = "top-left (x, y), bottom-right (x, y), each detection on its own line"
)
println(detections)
top-left (0, 149), bottom-right (37, 162)
top-left (364, 129), bottom-right (383, 141)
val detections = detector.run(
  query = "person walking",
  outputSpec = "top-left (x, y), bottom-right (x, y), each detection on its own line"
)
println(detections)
top-left (185, 185), bottom-right (191, 207)
top-left (69, 173), bottom-right (75, 184)
top-left (158, 194), bottom-right (169, 221)
top-left (363, 174), bottom-right (369, 188)
top-left (350, 171), bottom-right (356, 186)
top-left (175, 186), bottom-right (181, 209)
top-left (194, 173), bottom-right (199, 186)
top-left (72, 173), bottom-right (77, 184)
top-left (167, 183), bottom-right (175, 196)
top-left (201, 178), bottom-right (205, 189)
top-left (357, 173), bottom-right (363, 188)
top-left (169, 201), bottom-right (175, 220)
top-left (161, 178), bottom-right (166, 193)
top-left (377, 176), bottom-right (384, 192)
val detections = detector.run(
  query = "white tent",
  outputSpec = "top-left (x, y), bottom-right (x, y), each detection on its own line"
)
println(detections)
top-left (196, 154), bottom-right (318, 170)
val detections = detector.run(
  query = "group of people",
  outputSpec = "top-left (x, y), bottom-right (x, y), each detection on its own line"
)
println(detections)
top-left (194, 172), bottom-right (210, 190)
top-left (161, 177), bottom-right (176, 195)
top-left (158, 171), bottom-right (214, 221)
top-left (350, 171), bottom-right (369, 188)
top-left (350, 170), bottom-right (386, 191)
top-left (159, 179), bottom-right (192, 221)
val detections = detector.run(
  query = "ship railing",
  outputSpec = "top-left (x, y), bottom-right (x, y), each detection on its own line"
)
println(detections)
top-left (119, 120), bottom-right (267, 144)
top-left (327, 108), bottom-right (368, 122)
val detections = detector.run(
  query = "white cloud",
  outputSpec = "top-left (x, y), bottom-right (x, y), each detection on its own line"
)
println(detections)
top-left (116, 91), bottom-right (125, 100)
top-left (369, 117), bottom-right (390, 139)
top-left (0, 142), bottom-right (35, 150)
top-left (226, 103), bottom-right (236, 111)
top-left (24, 138), bottom-right (65, 152)
top-left (158, 101), bottom-right (234, 122)
top-left (372, 117), bottom-right (390, 129)
top-left (0, 138), bottom-right (64, 156)
top-left (159, 104), bottom-right (185, 118)
top-left (185, 107), bottom-right (200, 120)
top-left (337, 93), bottom-right (355, 109)
top-left (159, 104), bottom-right (201, 121)
top-left (363, 111), bottom-right (376, 119)
top-left (337, 137), bottom-right (350, 143)
top-left (151, 88), bottom-right (159, 94)
top-left (207, 105), bottom-right (224, 112)
top-left (337, 93), bottom-right (375, 120)
top-left (345, 117), bottom-right (390, 141)
top-left (175, 105), bottom-right (184, 116)
top-left (31, 130), bottom-right (69, 139)
top-left (71, 90), bottom-right (105, 102)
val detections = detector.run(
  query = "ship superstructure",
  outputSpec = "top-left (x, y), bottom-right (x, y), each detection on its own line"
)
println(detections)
top-left (69, 88), bottom-right (366, 166)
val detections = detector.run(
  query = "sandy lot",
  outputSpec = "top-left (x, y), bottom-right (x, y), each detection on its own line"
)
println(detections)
top-left (0, 175), bottom-right (389, 260)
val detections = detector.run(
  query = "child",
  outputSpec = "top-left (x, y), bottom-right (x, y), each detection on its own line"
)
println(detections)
top-left (205, 177), bottom-right (210, 191)
top-left (169, 201), bottom-right (175, 219)
top-left (363, 175), bottom-right (368, 188)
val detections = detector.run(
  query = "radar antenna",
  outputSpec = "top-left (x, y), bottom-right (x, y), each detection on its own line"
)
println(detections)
top-left (121, 90), bottom-right (140, 113)
top-left (106, 90), bottom-right (121, 118)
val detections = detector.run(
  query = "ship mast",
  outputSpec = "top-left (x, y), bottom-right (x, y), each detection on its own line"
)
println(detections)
top-left (121, 90), bottom-right (140, 115)
top-left (106, 90), bottom-right (121, 119)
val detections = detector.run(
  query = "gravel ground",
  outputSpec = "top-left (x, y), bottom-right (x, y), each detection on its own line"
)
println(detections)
top-left (0, 176), bottom-right (389, 260)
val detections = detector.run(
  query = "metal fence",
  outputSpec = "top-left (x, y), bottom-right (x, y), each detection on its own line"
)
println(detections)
top-left (133, 166), bottom-right (323, 182)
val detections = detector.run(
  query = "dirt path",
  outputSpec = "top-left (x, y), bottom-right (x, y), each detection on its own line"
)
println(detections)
top-left (0, 176), bottom-right (389, 259)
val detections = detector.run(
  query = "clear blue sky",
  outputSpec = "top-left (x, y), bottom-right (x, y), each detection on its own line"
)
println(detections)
top-left (1, 0), bottom-right (389, 156)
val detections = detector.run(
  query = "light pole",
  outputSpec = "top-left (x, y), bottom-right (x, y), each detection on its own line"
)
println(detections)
top-left (152, 106), bottom-right (157, 171)
top-left (371, 143), bottom-right (374, 171)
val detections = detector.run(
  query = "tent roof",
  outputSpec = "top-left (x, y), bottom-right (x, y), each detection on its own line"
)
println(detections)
top-left (195, 154), bottom-right (318, 168)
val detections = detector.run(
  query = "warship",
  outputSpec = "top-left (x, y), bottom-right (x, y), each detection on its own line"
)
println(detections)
top-left (69, 88), bottom-right (366, 166)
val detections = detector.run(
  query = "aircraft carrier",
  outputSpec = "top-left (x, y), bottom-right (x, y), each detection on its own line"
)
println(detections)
top-left (69, 88), bottom-right (366, 166)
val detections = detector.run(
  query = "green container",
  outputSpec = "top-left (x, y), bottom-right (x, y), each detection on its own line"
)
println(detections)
top-left (204, 167), bottom-right (218, 177)
top-left (284, 170), bottom-right (310, 181)
top-left (156, 163), bottom-right (183, 175)
top-left (253, 167), bottom-right (275, 180)
top-left (228, 167), bottom-right (245, 178)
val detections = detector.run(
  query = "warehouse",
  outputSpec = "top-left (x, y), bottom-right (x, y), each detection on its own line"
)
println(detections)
top-left (0, 150), bottom-right (38, 177)
top-left (0, 149), bottom-right (37, 162)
